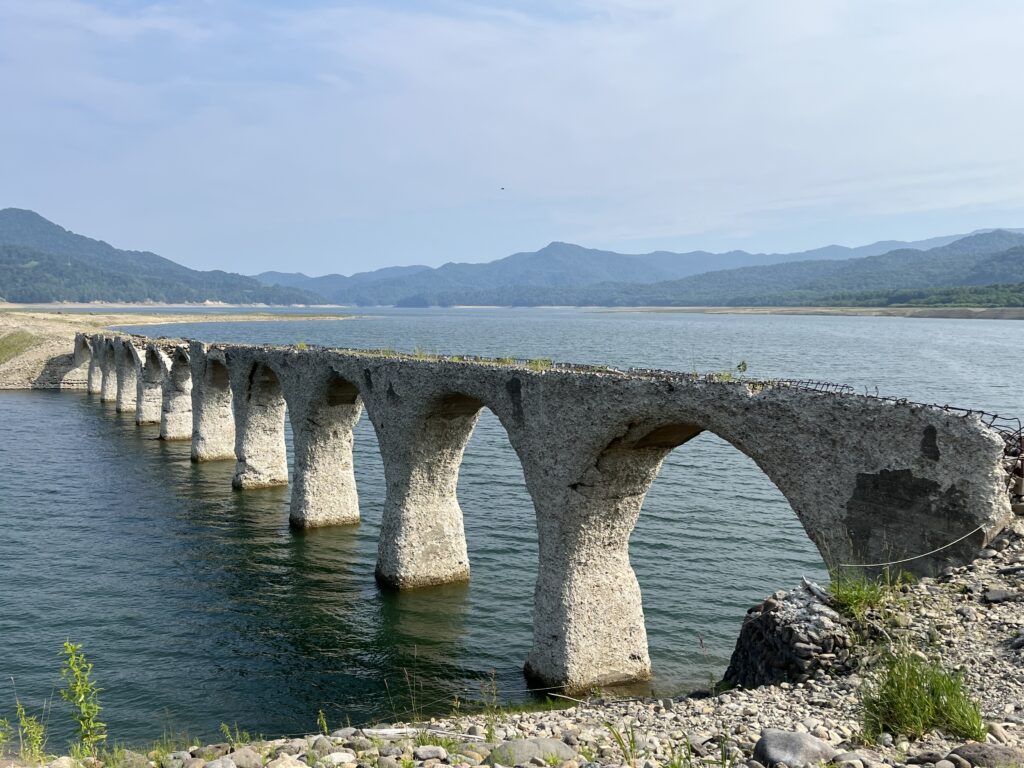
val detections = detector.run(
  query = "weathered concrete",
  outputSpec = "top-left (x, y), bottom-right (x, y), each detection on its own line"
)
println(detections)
top-left (189, 342), bottom-right (236, 462)
top-left (77, 333), bottom-right (1015, 692)
top-left (225, 351), bottom-right (289, 489)
top-left (84, 335), bottom-right (103, 394)
top-left (114, 338), bottom-right (139, 413)
top-left (99, 338), bottom-right (117, 402)
top-left (136, 345), bottom-right (167, 425)
top-left (160, 346), bottom-right (192, 440)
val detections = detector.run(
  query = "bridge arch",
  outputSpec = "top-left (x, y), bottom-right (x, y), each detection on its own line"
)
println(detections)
top-left (99, 339), bottom-right (117, 402)
top-left (136, 346), bottom-right (166, 425)
top-left (191, 349), bottom-right (235, 462)
top-left (284, 368), bottom-right (364, 528)
top-left (160, 347), bottom-right (192, 440)
top-left (232, 361), bottom-right (289, 489)
top-left (373, 386), bottom-right (532, 590)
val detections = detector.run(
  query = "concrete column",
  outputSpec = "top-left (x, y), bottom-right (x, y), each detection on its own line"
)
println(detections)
top-left (136, 347), bottom-right (168, 425)
top-left (288, 372), bottom-right (363, 528)
top-left (114, 340), bottom-right (139, 413)
top-left (190, 344), bottom-right (235, 462)
top-left (85, 336), bottom-right (103, 394)
top-left (160, 348), bottom-right (192, 440)
top-left (523, 425), bottom-right (703, 692)
top-left (231, 363), bottom-right (288, 488)
top-left (99, 339), bottom-right (117, 402)
top-left (374, 394), bottom-right (479, 588)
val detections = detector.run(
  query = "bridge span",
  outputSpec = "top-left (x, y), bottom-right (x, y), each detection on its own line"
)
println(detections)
top-left (70, 332), bottom-right (1018, 692)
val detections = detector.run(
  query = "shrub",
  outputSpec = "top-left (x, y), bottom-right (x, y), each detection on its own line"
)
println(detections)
top-left (862, 651), bottom-right (985, 741)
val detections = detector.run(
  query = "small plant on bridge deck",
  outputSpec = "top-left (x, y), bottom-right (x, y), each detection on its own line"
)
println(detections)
top-left (60, 640), bottom-right (107, 757)
top-left (861, 650), bottom-right (985, 741)
top-left (527, 358), bottom-right (552, 372)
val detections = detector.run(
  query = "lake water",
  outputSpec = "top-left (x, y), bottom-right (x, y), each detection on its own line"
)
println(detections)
top-left (1, 308), bottom-right (1020, 747)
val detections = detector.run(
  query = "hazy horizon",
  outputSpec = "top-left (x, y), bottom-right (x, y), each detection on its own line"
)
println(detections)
top-left (3, 1), bottom-right (1023, 275)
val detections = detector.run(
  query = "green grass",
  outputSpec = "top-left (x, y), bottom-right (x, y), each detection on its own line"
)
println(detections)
top-left (527, 358), bottom-right (552, 372)
top-left (862, 651), bottom-right (986, 741)
top-left (828, 568), bottom-right (911, 622)
top-left (0, 330), bottom-right (36, 365)
top-left (413, 731), bottom-right (462, 753)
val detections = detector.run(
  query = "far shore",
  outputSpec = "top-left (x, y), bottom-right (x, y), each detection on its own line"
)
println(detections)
top-left (3, 301), bottom-right (1024, 321)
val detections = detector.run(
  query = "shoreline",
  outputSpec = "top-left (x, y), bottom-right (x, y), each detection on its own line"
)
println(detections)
top-left (3, 303), bottom-right (1024, 321)
top-left (3, 521), bottom-right (1023, 768)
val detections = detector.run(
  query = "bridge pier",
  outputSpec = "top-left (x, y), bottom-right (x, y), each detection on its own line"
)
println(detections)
top-left (230, 361), bottom-right (288, 489)
top-left (136, 347), bottom-right (167, 425)
top-left (190, 343), bottom-right (235, 462)
top-left (287, 371), bottom-right (362, 527)
top-left (114, 340), bottom-right (139, 413)
top-left (160, 348), bottom-right (192, 440)
top-left (374, 393), bottom-right (479, 588)
top-left (100, 339), bottom-right (117, 402)
top-left (86, 338), bottom-right (103, 395)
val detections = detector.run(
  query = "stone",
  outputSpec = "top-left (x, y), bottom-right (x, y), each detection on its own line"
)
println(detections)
top-left (413, 747), bottom-right (449, 761)
top-left (934, 762), bottom-right (956, 768)
top-left (267, 756), bottom-right (306, 768)
top-left (487, 739), bottom-right (577, 767)
top-left (204, 759), bottom-right (236, 768)
top-left (949, 742), bottom-right (1024, 766)
top-left (752, 729), bottom-right (837, 768)
top-left (331, 729), bottom-right (357, 740)
top-left (376, 758), bottom-right (400, 768)
top-left (230, 748), bottom-right (263, 768)
top-left (983, 589), bottom-right (1023, 604)
top-left (321, 753), bottom-right (358, 767)
top-left (184, 760), bottom-right (207, 768)
top-left (50, 758), bottom-right (80, 768)
top-left (311, 737), bottom-right (334, 758)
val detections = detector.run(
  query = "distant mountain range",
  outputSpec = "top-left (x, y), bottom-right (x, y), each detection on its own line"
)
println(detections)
top-left (254, 230), bottom-right (1024, 308)
top-left (2, 207), bottom-right (1023, 308)
top-left (0, 208), bottom-right (319, 304)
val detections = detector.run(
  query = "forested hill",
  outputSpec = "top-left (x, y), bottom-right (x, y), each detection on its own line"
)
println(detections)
top-left (0, 209), bottom-right (320, 304)
top-left (383, 230), bottom-right (1024, 307)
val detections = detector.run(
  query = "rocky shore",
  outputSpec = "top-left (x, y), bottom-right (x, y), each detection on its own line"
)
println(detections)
top-left (6, 518), bottom-right (1023, 768)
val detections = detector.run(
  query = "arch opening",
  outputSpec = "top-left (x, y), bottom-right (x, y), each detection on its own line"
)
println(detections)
top-left (624, 423), bottom-right (828, 693)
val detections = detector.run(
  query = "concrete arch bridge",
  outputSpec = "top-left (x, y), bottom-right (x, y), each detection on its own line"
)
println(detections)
top-left (69, 332), bottom-right (1018, 692)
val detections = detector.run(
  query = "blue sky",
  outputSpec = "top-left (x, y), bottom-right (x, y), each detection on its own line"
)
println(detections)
top-left (2, 1), bottom-right (1023, 275)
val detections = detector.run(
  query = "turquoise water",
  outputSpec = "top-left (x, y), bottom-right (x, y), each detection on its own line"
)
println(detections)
top-left (0, 308), bottom-right (1020, 746)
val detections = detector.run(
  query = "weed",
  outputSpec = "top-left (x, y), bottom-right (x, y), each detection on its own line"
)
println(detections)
top-left (543, 754), bottom-right (561, 767)
top-left (861, 651), bottom-right (986, 741)
top-left (16, 700), bottom-right (47, 764)
top-left (495, 357), bottom-right (516, 366)
top-left (664, 738), bottom-right (696, 768)
top-left (479, 671), bottom-right (499, 742)
top-left (399, 757), bottom-right (415, 768)
top-left (0, 717), bottom-right (11, 753)
top-left (317, 708), bottom-right (329, 735)
top-left (577, 745), bottom-right (595, 763)
top-left (414, 731), bottom-right (461, 752)
top-left (150, 728), bottom-right (193, 763)
top-left (60, 640), bottom-right (107, 756)
top-left (219, 722), bottom-right (252, 748)
top-left (829, 569), bottom-right (907, 622)
top-left (296, 342), bottom-right (309, 350)
top-left (604, 722), bottom-right (640, 766)
top-left (527, 358), bottom-right (552, 372)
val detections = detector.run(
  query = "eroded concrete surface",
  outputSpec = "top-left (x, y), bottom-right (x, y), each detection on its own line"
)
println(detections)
top-left (70, 333), bottom-right (1015, 692)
